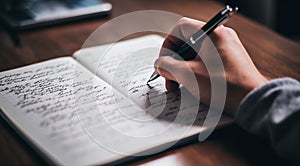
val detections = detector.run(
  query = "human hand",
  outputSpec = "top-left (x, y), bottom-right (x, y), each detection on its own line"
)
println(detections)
top-left (154, 17), bottom-right (268, 115)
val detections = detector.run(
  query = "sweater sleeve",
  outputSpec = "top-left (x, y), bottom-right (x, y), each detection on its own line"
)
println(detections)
top-left (236, 77), bottom-right (300, 164)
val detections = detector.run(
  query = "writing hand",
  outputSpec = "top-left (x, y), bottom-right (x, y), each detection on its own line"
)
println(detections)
top-left (154, 17), bottom-right (268, 115)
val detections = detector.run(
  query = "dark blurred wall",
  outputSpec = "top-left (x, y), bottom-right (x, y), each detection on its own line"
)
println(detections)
top-left (217, 0), bottom-right (300, 42)
top-left (276, 1), bottom-right (300, 38)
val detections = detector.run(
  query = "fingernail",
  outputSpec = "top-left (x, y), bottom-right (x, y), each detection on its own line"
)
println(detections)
top-left (154, 58), bottom-right (161, 73)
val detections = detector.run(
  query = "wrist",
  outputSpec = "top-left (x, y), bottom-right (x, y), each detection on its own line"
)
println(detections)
top-left (225, 74), bottom-right (268, 116)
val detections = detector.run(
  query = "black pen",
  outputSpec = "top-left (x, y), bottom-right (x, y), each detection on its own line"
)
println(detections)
top-left (147, 5), bottom-right (238, 84)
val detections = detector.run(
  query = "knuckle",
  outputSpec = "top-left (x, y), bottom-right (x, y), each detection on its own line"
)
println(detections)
top-left (223, 27), bottom-right (237, 35)
top-left (213, 26), bottom-right (238, 43)
top-left (177, 17), bottom-right (190, 26)
top-left (189, 63), bottom-right (198, 72)
top-left (176, 18), bottom-right (198, 40)
top-left (218, 26), bottom-right (237, 37)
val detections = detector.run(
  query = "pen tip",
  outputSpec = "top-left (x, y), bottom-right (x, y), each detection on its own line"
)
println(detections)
top-left (146, 79), bottom-right (152, 85)
top-left (148, 71), bottom-right (160, 82)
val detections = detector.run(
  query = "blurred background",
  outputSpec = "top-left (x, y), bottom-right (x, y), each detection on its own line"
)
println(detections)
top-left (217, 0), bottom-right (300, 43)
top-left (0, 0), bottom-right (299, 43)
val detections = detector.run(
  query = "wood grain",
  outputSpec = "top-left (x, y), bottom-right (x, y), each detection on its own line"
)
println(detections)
top-left (0, 0), bottom-right (299, 165)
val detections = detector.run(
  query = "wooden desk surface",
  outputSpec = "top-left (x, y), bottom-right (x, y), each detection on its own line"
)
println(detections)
top-left (0, 0), bottom-right (299, 165)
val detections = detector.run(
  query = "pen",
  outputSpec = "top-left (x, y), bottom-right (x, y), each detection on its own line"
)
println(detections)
top-left (147, 5), bottom-right (238, 84)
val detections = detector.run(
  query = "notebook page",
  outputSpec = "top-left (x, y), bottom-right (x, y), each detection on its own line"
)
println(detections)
top-left (0, 56), bottom-right (231, 165)
top-left (0, 57), bottom-right (133, 165)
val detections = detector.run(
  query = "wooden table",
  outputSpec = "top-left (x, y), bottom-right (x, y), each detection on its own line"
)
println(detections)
top-left (0, 0), bottom-right (299, 165)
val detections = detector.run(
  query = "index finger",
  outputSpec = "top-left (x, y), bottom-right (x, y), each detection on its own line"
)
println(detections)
top-left (159, 17), bottom-right (206, 57)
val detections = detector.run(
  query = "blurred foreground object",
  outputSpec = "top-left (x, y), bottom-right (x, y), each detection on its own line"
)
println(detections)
top-left (0, 0), bottom-right (112, 30)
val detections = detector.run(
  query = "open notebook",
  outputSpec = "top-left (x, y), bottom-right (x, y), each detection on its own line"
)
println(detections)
top-left (0, 35), bottom-right (233, 165)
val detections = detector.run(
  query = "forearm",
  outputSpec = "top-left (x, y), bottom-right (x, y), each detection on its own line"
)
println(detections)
top-left (236, 77), bottom-right (300, 164)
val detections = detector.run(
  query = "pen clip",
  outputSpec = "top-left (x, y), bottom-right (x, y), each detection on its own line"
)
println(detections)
top-left (190, 5), bottom-right (238, 44)
top-left (219, 5), bottom-right (239, 26)
top-left (226, 5), bottom-right (239, 17)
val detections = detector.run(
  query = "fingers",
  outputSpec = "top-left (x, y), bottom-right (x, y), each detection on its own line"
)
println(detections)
top-left (154, 56), bottom-right (204, 92)
top-left (154, 56), bottom-right (183, 92)
top-left (175, 17), bottom-right (205, 40)
top-left (160, 17), bottom-right (206, 56)
top-left (156, 17), bottom-right (241, 93)
top-left (154, 56), bottom-right (182, 81)
top-left (160, 17), bottom-right (237, 58)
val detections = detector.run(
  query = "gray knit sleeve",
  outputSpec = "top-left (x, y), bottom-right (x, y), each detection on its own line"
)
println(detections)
top-left (236, 77), bottom-right (300, 165)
